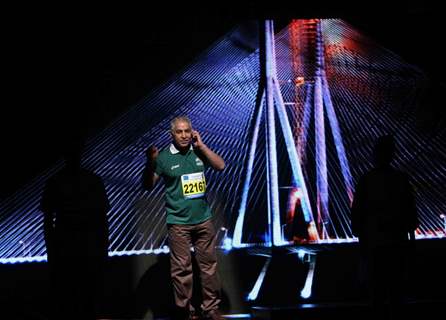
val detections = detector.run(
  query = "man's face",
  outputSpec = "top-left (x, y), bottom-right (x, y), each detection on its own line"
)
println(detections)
top-left (171, 120), bottom-right (192, 148)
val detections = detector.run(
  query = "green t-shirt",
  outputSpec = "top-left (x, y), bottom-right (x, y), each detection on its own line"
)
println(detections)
top-left (155, 144), bottom-right (212, 225)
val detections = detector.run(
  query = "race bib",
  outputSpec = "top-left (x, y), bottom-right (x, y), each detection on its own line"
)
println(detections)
top-left (181, 172), bottom-right (206, 199)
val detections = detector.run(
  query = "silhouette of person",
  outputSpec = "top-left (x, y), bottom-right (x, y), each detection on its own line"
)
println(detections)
top-left (40, 134), bottom-right (110, 320)
top-left (132, 253), bottom-right (175, 319)
top-left (351, 134), bottom-right (418, 318)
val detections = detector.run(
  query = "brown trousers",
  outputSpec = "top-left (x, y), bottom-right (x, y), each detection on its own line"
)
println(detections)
top-left (167, 218), bottom-right (221, 313)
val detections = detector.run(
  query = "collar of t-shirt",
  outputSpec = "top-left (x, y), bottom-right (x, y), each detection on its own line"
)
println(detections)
top-left (169, 143), bottom-right (193, 154)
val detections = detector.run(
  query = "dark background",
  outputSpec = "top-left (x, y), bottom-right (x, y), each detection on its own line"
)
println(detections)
top-left (1, 3), bottom-right (443, 199)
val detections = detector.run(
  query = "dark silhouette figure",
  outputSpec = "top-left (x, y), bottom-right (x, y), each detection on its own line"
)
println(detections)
top-left (132, 254), bottom-right (175, 319)
top-left (351, 135), bottom-right (418, 319)
top-left (40, 135), bottom-right (110, 320)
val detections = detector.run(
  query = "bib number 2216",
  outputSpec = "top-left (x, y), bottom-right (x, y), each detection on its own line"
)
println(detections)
top-left (181, 172), bottom-right (206, 199)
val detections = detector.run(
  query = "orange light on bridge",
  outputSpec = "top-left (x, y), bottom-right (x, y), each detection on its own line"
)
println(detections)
top-left (295, 77), bottom-right (305, 86)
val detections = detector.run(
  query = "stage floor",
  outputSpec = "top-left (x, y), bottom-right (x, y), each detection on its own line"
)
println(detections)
top-left (1, 239), bottom-right (445, 319)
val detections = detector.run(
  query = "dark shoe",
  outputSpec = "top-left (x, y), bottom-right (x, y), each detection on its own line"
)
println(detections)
top-left (203, 309), bottom-right (223, 320)
top-left (189, 310), bottom-right (201, 320)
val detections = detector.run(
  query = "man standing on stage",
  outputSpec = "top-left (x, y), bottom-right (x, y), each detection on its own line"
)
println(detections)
top-left (142, 116), bottom-right (225, 320)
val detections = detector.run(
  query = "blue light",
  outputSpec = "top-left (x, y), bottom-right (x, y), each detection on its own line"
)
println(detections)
top-left (300, 256), bottom-right (316, 299)
top-left (224, 314), bottom-right (251, 319)
top-left (223, 237), bottom-right (233, 251)
top-left (297, 249), bottom-right (306, 260)
top-left (0, 255), bottom-right (47, 264)
top-left (262, 232), bottom-right (271, 245)
top-left (162, 245), bottom-right (170, 254)
top-left (247, 258), bottom-right (271, 301)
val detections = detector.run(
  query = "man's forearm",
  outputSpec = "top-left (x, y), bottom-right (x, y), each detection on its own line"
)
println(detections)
top-left (197, 144), bottom-right (225, 171)
top-left (142, 163), bottom-right (158, 189)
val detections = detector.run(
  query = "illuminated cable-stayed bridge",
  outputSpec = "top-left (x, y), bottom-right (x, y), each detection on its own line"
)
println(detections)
top-left (1, 19), bottom-right (445, 266)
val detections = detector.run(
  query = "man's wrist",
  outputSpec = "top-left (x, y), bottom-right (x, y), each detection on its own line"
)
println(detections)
top-left (196, 143), bottom-right (208, 152)
top-left (147, 159), bottom-right (157, 170)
